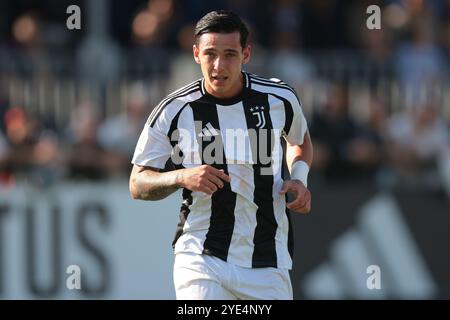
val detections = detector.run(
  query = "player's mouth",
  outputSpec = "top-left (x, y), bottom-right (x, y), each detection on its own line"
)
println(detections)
top-left (211, 75), bottom-right (228, 85)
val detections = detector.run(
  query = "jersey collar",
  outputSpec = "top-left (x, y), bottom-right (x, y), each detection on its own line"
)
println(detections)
top-left (200, 71), bottom-right (251, 106)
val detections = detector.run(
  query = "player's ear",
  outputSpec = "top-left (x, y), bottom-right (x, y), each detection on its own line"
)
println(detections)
top-left (242, 45), bottom-right (251, 65)
top-left (193, 44), bottom-right (201, 64)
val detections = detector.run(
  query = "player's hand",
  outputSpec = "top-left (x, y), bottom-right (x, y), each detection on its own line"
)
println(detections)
top-left (279, 180), bottom-right (311, 214)
top-left (176, 165), bottom-right (231, 195)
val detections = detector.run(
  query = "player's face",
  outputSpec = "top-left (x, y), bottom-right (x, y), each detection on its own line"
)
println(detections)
top-left (193, 32), bottom-right (251, 99)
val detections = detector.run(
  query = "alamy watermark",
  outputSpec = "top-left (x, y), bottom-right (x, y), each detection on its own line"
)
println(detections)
top-left (366, 5), bottom-right (381, 30)
top-left (66, 264), bottom-right (81, 290)
top-left (164, 123), bottom-right (283, 175)
top-left (366, 265), bottom-right (381, 290)
top-left (65, 5), bottom-right (380, 33)
top-left (66, 5), bottom-right (81, 30)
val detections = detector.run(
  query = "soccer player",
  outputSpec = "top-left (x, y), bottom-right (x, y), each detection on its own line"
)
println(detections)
top-left (129, 10), bottom-right (313, 300)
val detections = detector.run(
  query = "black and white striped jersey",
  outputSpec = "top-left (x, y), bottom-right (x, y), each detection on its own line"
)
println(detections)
top-left (132, 71), bottom-right (308, 269)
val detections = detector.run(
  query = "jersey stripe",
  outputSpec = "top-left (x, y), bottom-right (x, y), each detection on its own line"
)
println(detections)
top-left (269, 93), bottom-right (294, 138)
top-left (249, 78), bottom-right (298, 99)
top-left (248, 73), bottom-right (286, 84)
top-left (172, 189), bottom-right (193, 248)
top-left (242, 92), bottom-right (278, 268)
top-left (168, 103), bottom-right (189, 147)
top-left (248, 73), bottom-right (300, 102)
top-left (167, 103), bottom-right (190, 170)
top-left (189, 99), bottom-right (237, 261)
top-left (247, 73), bottom-right (290, 87)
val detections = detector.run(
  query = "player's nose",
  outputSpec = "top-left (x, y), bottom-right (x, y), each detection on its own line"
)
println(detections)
top-left (213, 56), bottom-right (225, 72)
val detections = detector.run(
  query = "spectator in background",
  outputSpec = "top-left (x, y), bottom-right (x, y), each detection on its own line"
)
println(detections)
top-left (127, 0), bottom-right (177, 77)
top-left (386, 103), bottom-right (450, 189)
top-left (166, 23), bottom-right (203, 91)
top-left (348, 96), bottom-right (388, 181)
top-left (65, 102), bottom-right (110, 180)
top-left (29, 129), bottom-right (62, 187)
top-left (268, 27), bottom-right (314, 91)
top-left (358, 26), bottom-right (394, 83)
top-left (268, 0), bottom-right (313, 87)
top-left (309, 83), bottom-right (383, 181)
top-left (394, 13), bottom-right (448, 105)
top-left (0, 106), bottom-right (62, 187)
top-left (2, 107), bottom-right (38, 177)
top-left (98, 83), bottom-right (150, 177)
top-left (11, 12), bottom-right (52, 79)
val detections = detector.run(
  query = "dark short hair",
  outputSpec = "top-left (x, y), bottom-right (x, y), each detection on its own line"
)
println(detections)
top-left (194, 10), bottom-right (249, 48)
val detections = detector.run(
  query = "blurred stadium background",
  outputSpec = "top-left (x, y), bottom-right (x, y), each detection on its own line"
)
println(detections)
top-left (0, 0), bottom-right (449, 299)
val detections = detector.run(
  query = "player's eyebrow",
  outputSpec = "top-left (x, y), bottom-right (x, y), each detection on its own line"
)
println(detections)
top-left (203, 48), bottom-right (239, 54)
top-left (223, 49), bottom-right (239, 54)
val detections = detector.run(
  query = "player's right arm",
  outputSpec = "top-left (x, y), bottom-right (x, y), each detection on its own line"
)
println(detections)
top-left (129, 164), bottom-right (230, 201)
top-left (130, 97), bottom-right (230, 201)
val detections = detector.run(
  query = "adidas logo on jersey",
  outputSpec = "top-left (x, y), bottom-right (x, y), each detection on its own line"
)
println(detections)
top-left (198, 122), bottom-right (219, 138)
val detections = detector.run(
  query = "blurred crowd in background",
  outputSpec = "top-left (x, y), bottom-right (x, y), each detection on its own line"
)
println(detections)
top-left (0, 0), bottom-right (449, 195)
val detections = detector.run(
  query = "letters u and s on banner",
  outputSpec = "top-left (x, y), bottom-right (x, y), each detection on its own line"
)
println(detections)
top-left (0, 182), bottom-right (180, 299)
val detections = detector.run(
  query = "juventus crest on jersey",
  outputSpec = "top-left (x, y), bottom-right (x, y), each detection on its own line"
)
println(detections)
top-left (132, 71), bottom-right (308, 269)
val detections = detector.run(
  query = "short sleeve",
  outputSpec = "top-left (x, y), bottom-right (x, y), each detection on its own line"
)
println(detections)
top-left (285, 93), bottom-right (308, 145)
top-left (131, 121), bottom-right (172, 169)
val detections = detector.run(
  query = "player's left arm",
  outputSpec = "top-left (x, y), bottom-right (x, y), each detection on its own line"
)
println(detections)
top-left (279, 131), bottom-right (313, 214)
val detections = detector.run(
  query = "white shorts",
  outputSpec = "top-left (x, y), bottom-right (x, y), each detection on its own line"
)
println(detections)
top-left (173, 252), bottom-right (293, 300)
